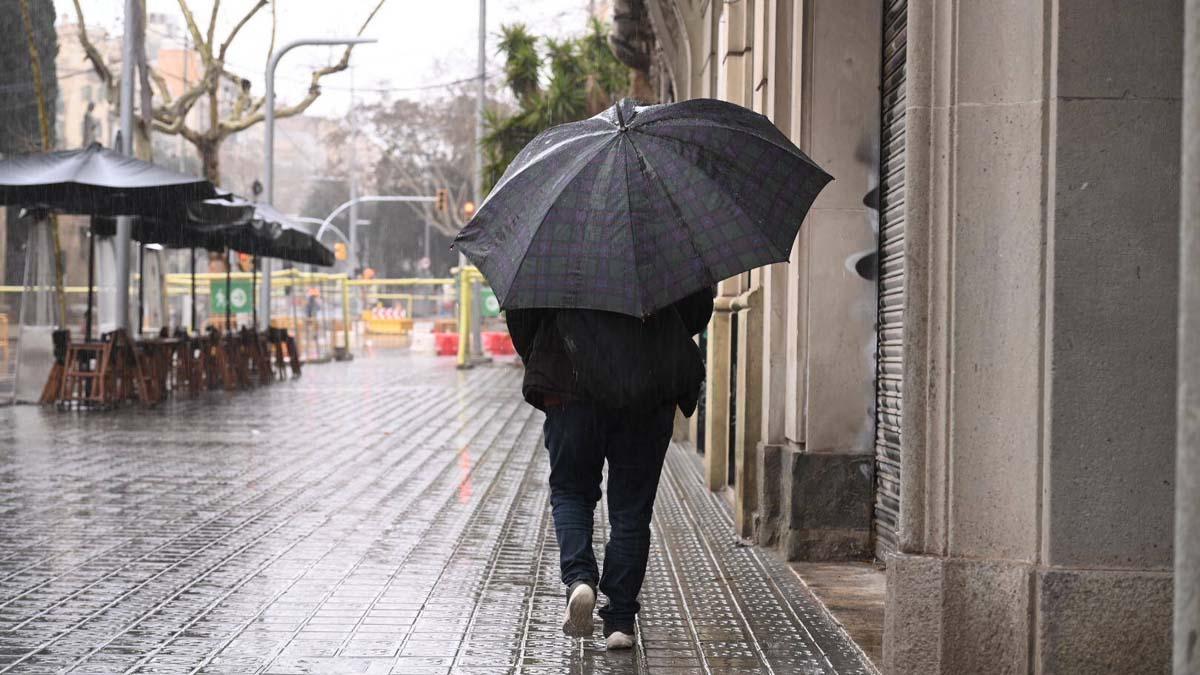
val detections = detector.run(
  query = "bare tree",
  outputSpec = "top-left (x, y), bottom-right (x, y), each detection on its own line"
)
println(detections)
top-left (367, 92), bottom-right (479, 238)
top-left (71, 0), bottom-right (387, 184)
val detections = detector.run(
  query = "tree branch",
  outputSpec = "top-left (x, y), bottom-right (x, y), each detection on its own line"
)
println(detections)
top-left (215, 0), bottom-right (389, 138)
top-left (148, 65), bottom-right (173, 104)
top-left (222, 69), bottom-right (253, 120)
top-left (393, 162), bottom-right (459, 237)
top-left (152, 115), bottom-right (185, 135)
top-left (71, 0), bottom-right (118, 103)
top-left (175, 0), bottom-right (211, 61)
top-left (205, 0), bottom-right (220, 52)
top-left (219, 0), bottom-right (266, 61)
top-left (266, 0), bottom-right (277, 65)
top-left (153, 69), bottom-right (213, 125)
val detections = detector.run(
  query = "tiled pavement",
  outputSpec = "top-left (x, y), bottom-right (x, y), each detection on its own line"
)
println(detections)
top-left (0, 352), bottom-right (874, 674)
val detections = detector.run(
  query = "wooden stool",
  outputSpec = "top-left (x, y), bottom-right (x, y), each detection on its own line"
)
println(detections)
top-left (58, 340), bottom-right (113, 408)
top-left (172, 337), bottom-right (201, 396)
top-left (255, 332), bottom-right (273, 385)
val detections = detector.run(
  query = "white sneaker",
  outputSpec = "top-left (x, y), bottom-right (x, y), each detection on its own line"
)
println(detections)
top-left (605, 630), bottom-right (635, 650)
top-left (562, 583), bottom-right (595, 637)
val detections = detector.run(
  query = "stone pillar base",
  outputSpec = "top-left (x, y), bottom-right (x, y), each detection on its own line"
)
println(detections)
top-left (754, 442), bottom-right (784, 546)
top-left (884, 554), bottom-right (1172, 674)
top-left (776, 447), bottom-right (873, 561)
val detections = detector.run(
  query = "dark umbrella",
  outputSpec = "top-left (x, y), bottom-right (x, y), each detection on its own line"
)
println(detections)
top-left (91, 198), bottom-right (255, 249)
top-left (198, 201), bottom-right (335, 267)
top-left (196, 202), bottom-right (334, 332)
top-left (0, 143), bottom-right (218, 216)
top-left (91, 198), bottom-right (256, 336)
top-left (454, 98), bottom-right (833, 318)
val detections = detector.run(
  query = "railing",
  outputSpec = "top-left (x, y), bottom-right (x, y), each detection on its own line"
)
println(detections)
top-left (0, 267), bottom-right (501, 400)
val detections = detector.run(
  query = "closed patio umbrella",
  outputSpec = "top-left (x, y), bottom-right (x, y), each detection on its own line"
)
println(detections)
top-left (0, 143), bottom-right (218, 216)
top-left (90, 197), bottom-right (256, 337)
top-left (197, 201), bottom-right (335, 268)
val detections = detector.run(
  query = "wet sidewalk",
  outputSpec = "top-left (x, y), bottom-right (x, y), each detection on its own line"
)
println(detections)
top-left (0, 352), bottom-right (873, 674)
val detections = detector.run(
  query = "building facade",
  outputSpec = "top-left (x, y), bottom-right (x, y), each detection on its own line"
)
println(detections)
top-left (627, 0), bottom-right (1183, 671)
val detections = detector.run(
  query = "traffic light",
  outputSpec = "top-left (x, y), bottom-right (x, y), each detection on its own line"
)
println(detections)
top-left (462, 200), bottom-right (476, 218)
top-left (435, 188), bottom-right (449, 213)
top-left (334, 242), bottom-right (347, 261)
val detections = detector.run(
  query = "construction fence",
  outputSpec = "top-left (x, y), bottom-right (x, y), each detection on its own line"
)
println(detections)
top-left (0, 266), bottom-right (512, 402)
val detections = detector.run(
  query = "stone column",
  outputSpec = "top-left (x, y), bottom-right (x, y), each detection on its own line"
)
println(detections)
top-left (703, 0), bottom-right (753, 493)
top-left (771, 0), bottom-right (880, 561)
top-left (753, 0), bottom-right (796, 546)
top-left (730, 0), bottom-right (778, 540)
top-left (885, 1), bottom-right (1181, 672)
top-left (733, 272), bottom-right (764, 537)
top-left (704, 278), bottom-right (735, 491)
top-left (1176, 0), bottom-right (1200, 670)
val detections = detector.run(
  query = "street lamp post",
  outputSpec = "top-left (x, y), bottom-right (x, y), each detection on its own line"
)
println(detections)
top-left (261, 36), bottom-right (376, 331)
top-left (313, 195), bottom-right (437, 244)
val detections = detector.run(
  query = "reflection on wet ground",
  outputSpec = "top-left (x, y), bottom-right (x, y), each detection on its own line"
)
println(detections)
top-left (0, 352), bottom-right (873, 674)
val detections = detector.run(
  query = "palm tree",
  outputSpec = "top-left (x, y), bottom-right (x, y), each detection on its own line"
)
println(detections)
top-left (482, 19), bottom-right (633, 191)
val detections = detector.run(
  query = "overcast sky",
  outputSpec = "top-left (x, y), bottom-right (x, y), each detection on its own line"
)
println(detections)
top-left (77, 0), bottom-right (594, 117)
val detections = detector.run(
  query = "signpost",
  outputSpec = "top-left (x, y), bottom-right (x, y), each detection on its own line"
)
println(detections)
top-left (211, 279), bottom-right (254, 315)
top-left (480, 287), bottom-right (500, 318)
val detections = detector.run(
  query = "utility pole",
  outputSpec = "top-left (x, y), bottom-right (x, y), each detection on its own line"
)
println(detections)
top-left (475, 0), bottom-right (486, 210)
top-left (348, 66), bottom-right (359, 278)
top-left (467, 0), bottom-right (487, 361)
top-left (115, 0), bottom-right (138, 332)
top-left (1176, 1), bottom-right (1199, 669)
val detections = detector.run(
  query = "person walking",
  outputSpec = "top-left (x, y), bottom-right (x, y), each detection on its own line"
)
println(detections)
top-left (506, 287), bottom-right (713, 649)
top-left (455, 98), bottom-right (830, 648)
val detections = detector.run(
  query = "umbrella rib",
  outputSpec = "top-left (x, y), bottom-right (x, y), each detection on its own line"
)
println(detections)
top-left (618, 138), bottom-right (647, 317)
top-left (633, 133), bottom-right (790, 262)
top-left (484, 128), bottom-right (615, 206)
top-left (627, 136), bottom-right (714, 295)
top-left (637, 118), bottom-right (826, 173)
top-left (499, 135), bottom-right (621, 305)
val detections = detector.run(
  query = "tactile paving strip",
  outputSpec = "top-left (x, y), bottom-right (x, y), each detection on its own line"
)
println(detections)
top-left (0, 353), bottom-right (873, 674)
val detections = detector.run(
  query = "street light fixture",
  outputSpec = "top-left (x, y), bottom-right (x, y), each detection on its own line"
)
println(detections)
top-left (260, 36), bottom-right (377, 331)
top-left (313, 195), bottom-right (437, 244)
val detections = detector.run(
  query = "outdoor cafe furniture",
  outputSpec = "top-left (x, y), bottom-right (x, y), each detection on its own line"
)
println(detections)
top-left (0, 145), bottom-right (327, 409)
top-left (56, 330), bottom-right (157, 409)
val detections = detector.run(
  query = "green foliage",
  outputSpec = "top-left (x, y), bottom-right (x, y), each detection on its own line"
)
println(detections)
top-left (483, 19), bottom-right (630, 192)
top-left (497, 24), bottom-right (540, 105)
top-left (580, 18), bottom-right (631, 102)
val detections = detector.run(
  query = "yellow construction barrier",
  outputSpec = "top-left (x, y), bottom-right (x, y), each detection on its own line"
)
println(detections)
top-left (455, 266), bottom-right (485, 369)
top-left (361, 311), bottom-right (414, 335)
top-left (0, 313), bottom-right (8, 372)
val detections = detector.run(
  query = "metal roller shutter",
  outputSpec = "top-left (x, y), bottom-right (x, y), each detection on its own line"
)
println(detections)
top-left (873, 0), bottom-right (907, 560)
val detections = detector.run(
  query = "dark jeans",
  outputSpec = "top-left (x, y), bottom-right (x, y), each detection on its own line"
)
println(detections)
top-left (543, 401), bottom-right (676, 628)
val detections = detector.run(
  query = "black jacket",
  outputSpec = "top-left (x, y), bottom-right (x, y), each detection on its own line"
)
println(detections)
top-left (507, 288), bottom-right (715, 416)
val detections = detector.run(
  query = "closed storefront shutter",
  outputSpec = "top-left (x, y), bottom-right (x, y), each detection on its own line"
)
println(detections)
top-left (874, 0), bottom-right (907, 560)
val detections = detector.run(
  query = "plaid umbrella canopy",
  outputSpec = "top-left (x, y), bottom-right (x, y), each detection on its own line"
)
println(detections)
top-left (453, 98), bottom-right (833, 318)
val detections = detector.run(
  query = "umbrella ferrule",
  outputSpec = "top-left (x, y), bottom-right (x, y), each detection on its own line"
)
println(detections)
top-left (615, 102), bottom-right (628, 131)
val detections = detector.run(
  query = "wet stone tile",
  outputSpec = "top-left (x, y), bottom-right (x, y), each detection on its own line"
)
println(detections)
top-left (0, 353), bottom-right (872, 674)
